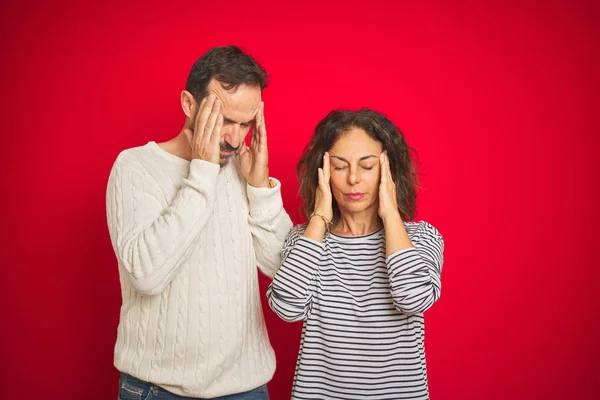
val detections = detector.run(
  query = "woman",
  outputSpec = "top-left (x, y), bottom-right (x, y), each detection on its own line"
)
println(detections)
top-left (267, 109), bottom-right (444, 399)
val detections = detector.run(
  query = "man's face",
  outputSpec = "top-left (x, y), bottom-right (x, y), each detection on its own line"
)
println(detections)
top-left (197, 78), bottom-right (262, 166)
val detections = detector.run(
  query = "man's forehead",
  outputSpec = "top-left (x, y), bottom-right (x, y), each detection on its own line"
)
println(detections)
top-left (208, 81), bottom-right (261, 122)
top-left (221, 104), bottom-right (259, 124)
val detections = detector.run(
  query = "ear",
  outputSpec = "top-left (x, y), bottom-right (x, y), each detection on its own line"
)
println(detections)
top-left (181, 90), bottom-right (196, 119)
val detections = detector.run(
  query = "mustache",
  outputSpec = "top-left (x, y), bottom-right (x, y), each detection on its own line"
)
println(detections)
top-left (220, 143), bottom-right (239, 153)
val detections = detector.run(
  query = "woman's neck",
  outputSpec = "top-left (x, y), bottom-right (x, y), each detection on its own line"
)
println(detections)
top-left (332, 207), bottom-right (382, 237)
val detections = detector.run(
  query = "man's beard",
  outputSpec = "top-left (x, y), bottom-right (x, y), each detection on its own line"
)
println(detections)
top-left (219, 142), bottom-right (240, 166)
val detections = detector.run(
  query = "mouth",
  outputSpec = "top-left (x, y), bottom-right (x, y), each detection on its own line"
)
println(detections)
top-left (345, 192), bottom-right (365, 201)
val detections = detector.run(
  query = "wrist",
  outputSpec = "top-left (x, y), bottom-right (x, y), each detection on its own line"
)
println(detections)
top-left (381, 210), bottom-right (402, 226)
top-left (309, 212), bottom-right (332, 234)
top-left (249, 178), bottom-right (271, 188)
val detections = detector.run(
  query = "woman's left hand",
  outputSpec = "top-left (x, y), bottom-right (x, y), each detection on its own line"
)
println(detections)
top-left (378, 151), bottom-right (400, 221)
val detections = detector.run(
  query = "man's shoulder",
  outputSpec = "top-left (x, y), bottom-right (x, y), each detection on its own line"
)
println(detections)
top-left (112, 142), bottom-right (155, 170)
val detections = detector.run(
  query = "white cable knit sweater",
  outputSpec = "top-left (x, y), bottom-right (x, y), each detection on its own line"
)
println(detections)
top-left (106, 141), bottom-right (293, 397)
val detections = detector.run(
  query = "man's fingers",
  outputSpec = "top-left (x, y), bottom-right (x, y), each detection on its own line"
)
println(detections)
top-left (204, 99), bottom-right (221, 147)
top-left (183, 128), bottom-right (193, 143)
top-left (209, 113), bottom-right (223, 154)
top-left (257, 102), bottom-right (267, 150)
top-left (192, 97), bottom-right (208, 133)
top-left (250, 103), bottom-right (263, 150)
top-left (196, 95), bottom-right (216, 142)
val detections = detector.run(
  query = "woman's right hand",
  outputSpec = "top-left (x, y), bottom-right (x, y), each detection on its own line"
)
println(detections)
top-left (314, 152), bottom-right (333, 221)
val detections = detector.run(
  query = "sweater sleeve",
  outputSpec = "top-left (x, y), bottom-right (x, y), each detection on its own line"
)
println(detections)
top-left (246, 177), bottom-right (293, 278)
top-left (106, 156), bottom-right (219, 296)
top-left (386, 221), bottom-right (444, 315)
top-left (267, 225), bottom-right (323, 322)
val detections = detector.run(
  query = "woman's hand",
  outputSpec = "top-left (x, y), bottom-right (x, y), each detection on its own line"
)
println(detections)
top-left (378, 151), bottom-right (400, 221)
top-left (314, 152), bottom-right (334, 221)
top-left (304, 152), bottom-right (334, 242)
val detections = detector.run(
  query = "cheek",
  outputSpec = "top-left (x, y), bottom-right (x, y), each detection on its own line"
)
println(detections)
top-left (329, 173), bottom-right (345, 195)
top-left (363, 171), bottom-right (381, 193)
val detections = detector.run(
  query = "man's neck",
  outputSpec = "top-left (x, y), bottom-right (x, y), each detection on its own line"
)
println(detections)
top-left (157, 131), bottom-right (191, 161)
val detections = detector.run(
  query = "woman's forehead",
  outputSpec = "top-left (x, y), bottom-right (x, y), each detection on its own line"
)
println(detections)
top-left (330, 128), bottom-right (382, 155)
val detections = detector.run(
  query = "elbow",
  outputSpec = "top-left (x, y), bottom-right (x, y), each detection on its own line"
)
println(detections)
top-left (393, 289), bottom-right (441, 316)
top-left (254, 244), bottom-right (284, 279)
top-left (267, 289), bottom-right (307, 322)
top-left (128, 276), bottom-right (168, 297)
top-left (120, 262), bottom-right (168, 296)
top-left (257, 259), bottom-right (279, 279)
top-left (272, 308), bottom-right (305, 323)
top-left (118, 252), bottom-right (169, 296)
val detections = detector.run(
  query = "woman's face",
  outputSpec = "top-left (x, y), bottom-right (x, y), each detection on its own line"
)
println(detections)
top-left (328, 128), bottom-right (383, 218)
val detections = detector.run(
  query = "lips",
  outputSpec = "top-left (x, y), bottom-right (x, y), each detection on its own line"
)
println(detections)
top-left (345, 192), bottom-right (365, 200)
top-left (220, 150), bottom-right (235, 159)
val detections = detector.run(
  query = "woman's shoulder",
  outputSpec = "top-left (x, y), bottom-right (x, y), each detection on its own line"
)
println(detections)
top-left (404, 220), bottom-right (443, 243)
top-left (283, 223), bottom-right (308, 245)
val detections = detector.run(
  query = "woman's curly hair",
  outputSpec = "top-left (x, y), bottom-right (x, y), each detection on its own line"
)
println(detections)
top-left (297, 108), bottom-right (420, 223)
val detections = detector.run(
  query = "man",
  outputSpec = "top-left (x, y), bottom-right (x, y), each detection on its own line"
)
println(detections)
top-left (106, 45), bottom-right (292, 399)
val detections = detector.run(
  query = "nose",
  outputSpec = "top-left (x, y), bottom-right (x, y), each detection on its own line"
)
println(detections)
top-left (348, 166), bottom-right (360, 185)
top-left (223, 124), bottom-right (242, 150)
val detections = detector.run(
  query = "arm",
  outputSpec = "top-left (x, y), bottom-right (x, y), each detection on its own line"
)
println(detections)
top-left (385, 221), bottom-right (444, 315)
top-left (106, 94), bottom-right (224, 296)
top-left (267, 226), bottom-right (323, 322)
top-left (247, 178), bottom-right (293, 278)
top-left (106, 157), bottom-right (220, 296)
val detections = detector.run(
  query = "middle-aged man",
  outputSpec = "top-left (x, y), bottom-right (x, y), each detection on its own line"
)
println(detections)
top-left (106, 45), bottom-right (293, 399)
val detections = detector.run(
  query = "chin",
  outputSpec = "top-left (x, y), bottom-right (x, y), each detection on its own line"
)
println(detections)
top-left (340, 200), bottom-right (377, 215)
top-left (219, 154), bottom-right (235, 167)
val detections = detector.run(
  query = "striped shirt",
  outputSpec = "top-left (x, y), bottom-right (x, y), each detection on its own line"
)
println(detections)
top-left (267, 221), bottom-right (444, 399)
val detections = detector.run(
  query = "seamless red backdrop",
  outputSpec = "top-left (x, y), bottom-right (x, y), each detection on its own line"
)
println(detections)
top-left (1, 1), bottom-right (599, 399)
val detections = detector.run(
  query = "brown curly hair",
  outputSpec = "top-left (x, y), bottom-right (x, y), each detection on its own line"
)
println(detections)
top-left (297, 108), bottom-right (420, 223)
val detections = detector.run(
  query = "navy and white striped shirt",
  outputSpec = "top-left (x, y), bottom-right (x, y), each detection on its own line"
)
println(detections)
top-left (267, 221), bottom-right (444, 399)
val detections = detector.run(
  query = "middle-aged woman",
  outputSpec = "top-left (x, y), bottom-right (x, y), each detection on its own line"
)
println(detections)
top-left (267, 108), bottom-right (445, 399)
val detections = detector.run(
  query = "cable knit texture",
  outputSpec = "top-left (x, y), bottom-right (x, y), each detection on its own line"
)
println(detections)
top-left (106, 141), bottom-right (293, 397)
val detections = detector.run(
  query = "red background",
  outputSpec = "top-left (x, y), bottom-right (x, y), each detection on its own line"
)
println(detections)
top-left (1, 1), bottom-right (599, 399)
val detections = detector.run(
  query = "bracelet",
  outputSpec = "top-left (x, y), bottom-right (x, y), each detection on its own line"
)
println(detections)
top-left (310, 212), bottom-right (332, 235)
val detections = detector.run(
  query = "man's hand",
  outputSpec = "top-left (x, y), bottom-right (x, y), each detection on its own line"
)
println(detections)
top-left (184, 95), bottom-right (223, 164)
top-left (240, 102), bottom-right (270, 187)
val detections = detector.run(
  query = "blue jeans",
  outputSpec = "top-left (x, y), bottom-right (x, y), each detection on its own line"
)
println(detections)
top-left (118, 373), bottom-right (270, 400)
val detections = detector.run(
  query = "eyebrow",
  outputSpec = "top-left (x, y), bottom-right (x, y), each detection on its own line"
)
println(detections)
top-left (223, 116), bottom-right (254, 126)
top-left (330, 155), bottom-right (378, 163)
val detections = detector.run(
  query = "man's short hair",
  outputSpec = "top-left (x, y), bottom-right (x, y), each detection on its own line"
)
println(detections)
top-left (185, 45), bottom-right (268, 102)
